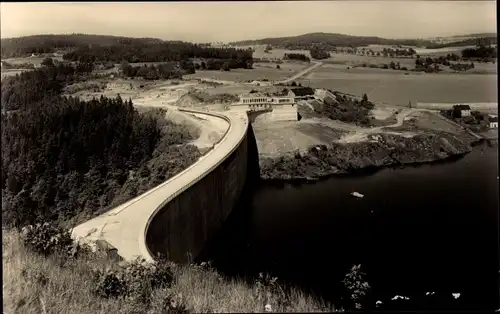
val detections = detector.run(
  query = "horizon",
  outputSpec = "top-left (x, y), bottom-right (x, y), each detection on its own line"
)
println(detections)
top-left (1, 2), bottom-right (497, 43)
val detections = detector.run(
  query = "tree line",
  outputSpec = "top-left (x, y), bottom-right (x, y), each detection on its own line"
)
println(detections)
top-left (62, 42), bottom-right (253, 69)
top-left (1, 61), bottom-right (95, 111)
top-left (309, 46), bottom-right (330, 60)
top-left (461, 45), bottom-right (497, 62)
top-left (1, 34), bottom-right (164, 58)
top-left (1, 60), bottom-right (200, 227)
top-left (283, 53), bottom-right (311, 62)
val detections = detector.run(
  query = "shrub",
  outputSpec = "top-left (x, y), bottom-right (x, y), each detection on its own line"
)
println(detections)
top-left (21, 222), bottom-right (79, 257)
top-left (254, 272), bottom-right (289, 309)
top-left (342, 264), bottom-right (370, 310)
top-left (92, 257), bottom-right (174, 303)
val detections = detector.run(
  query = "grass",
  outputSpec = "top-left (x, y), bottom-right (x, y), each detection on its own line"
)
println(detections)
top-left (3, 229), bottom-right (333, 313)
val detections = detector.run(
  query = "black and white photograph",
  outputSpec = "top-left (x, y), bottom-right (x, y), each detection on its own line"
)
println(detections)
top-left (1, 1), bottom-right (498, 312)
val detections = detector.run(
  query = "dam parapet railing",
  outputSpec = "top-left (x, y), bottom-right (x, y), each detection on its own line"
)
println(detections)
top-left (72, 107), bottom-right (249, 263)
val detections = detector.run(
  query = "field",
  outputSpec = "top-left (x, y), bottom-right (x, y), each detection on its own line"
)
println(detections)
top-left (322, 54), bottom-right (416, 69)
top-left (1, 69), bottom-right (32, 80)
top-left (184, 61), bottom-right (308, 82)
top-left (298, 68), bottom-right (497, 107)
top-left (253, 121), bottom-right (346, 157)
top-left (2, 56), bottom-right (65, 65)
top-left (242, 46), bottom-right (313, 59)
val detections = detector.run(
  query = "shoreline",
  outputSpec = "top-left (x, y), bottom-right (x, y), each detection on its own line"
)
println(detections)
top-left (259, 150), bottom-right (470, 183)
top-left (258, 134), bottom-right (485, 182)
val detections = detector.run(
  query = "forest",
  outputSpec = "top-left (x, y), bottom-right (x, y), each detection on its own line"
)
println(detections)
top-left (62, 42), bottom-right (253, 69)
top-left (461, 45), bottom-right (497, 62)
top-left (2, 34), bottom-right (254, 70)
top-left (283, 53), bottom-right (311, 62)
top-left (1, 62), bottom-right (94, 111)
top-left (1, 62), bottom-right (201, 228)
top-left (1, 34), bottom-right (163, 58)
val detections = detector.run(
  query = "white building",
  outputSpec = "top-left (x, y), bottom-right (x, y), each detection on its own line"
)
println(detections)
top-left (489, 115), bottom-right (498, 128)
top-left (233, 90), bottom-right (297, 121)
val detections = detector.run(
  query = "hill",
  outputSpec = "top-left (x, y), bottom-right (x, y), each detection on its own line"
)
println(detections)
top-left (426, 36), bottom-right (497, 49)
top-left (449, 32), bottom-right (496, 39)
top-left (0, 34), bottom-right (164, 58)
top-left (229, 32), bottom-right (434, 49)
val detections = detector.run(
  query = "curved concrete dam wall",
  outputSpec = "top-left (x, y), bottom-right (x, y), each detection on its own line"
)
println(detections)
top-left (72, 108), bottom-right (254, 263)
top-left (144, 109), bottom-right (259, 263)
top-left (145, 129), bottom-right (250, 263)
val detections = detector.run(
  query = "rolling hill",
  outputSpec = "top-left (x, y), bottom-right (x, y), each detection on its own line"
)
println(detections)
top-left (229, 32), bottom-right (435, 49)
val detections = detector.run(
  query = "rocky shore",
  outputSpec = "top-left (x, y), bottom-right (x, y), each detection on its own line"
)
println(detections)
top-left (259, 131), bottom-right (477, 181)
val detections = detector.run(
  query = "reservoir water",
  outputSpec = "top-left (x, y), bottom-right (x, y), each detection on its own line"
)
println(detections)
top-left (200, 141), bottom-right (499, 311)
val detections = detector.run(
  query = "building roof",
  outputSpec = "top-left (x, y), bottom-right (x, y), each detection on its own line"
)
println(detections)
top-left (454, 104), bottom-right (471, 110)
top-left (272, 88), bottom-right (291, 96)
top-left (240, 92), bottom-right (268, 98)
top-left (291, 87), bottom-right (315, 96)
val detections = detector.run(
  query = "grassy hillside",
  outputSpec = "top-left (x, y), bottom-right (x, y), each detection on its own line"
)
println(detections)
top-left (230, 32), bottom-right (433, 49)
top-left (3, 228), bottom-right (332, 313)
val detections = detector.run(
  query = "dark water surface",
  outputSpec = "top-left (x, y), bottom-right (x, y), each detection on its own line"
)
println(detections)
top-left (200, 143), bottom-right (499, 311)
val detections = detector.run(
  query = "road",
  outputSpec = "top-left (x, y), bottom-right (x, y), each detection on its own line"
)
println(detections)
top-left (335, 108), bottom-right (452, 143)
top-left (72, 110), bottom-right (249, 262)
top-left (275, 61), bottom-right (323, 84)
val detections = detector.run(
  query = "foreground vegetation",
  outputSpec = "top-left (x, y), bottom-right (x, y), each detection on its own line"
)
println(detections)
top-left (3, 227), bottom-right (333, 313)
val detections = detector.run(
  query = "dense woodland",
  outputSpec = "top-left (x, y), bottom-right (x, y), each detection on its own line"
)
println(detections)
top-left (309, 46), bottom-right (330, 60)
top-left (1, 34), bottom-right (163, 58)
top-left (1, 62), bottom-right (95, 111)
top-left (62, 42), bottom-right (253, 68)
top-left (120, 62), bottom-right (189, 80)
top-left (2, 34), bottom-right (254, 71)
top-left (283, 53), bottom-right (311, 62)
top-left (1, 62), bottom-right (201, 227)
top-left (461, 45), bottom-right (497, 62)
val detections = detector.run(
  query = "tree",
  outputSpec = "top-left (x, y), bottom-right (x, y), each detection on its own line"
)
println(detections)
top-left (41, 57), bottom-right (54, 67)
top-left (362, 93), bottom-right (368, 103)
top-left (342, 264), bottom-right (370, 310)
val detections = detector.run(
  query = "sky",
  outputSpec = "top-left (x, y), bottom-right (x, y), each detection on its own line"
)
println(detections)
top-left (1, 2), bottom-right (497, 42)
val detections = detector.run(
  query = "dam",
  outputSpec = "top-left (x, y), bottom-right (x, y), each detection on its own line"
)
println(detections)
top-left (72, 107), bottom-right (260, 263)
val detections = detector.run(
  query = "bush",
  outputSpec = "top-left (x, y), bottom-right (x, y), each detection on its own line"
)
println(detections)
top-left (342, 264), bottom-right (370, 310)
top-left (92, 257), bottom-right (174, 303)
top-left (21, 222), bottom-right (81, 257)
